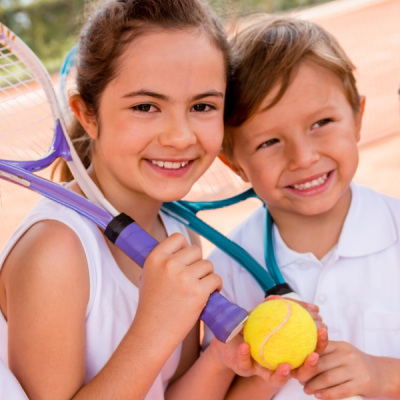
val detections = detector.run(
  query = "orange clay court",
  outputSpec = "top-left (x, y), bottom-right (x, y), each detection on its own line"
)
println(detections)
top-left (0, 0), bottom-right (399, 256)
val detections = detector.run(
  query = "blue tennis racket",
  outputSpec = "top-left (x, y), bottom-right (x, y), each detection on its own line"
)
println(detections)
top-left (59, 47), bottom-right (365, 400)
top-left (59, 45), bottom-right (301, 299)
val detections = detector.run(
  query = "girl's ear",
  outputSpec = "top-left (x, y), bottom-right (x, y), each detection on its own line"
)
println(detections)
top-left (218, 154), bottom-right (250, 182)
top-left (69, 96), bottom-right (99, 140)
top-left (354, 95), bottom-right (366, 142)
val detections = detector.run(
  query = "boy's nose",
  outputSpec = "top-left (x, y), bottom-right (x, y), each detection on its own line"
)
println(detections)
top-left (287, 140), bottom-right (320, 170)
top-left (158, 116), bottom-right (196, 149)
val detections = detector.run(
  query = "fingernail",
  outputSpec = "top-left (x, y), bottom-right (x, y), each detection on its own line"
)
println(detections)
top-left (307, 303), bottom-right (319, 311)
top-left (310, 359), bottom-right (318, 366)
top-left (282, 370), bottom-right (290, 376)
top-left (304, 388), bottom-right (311, 394)
top-left (241, 348), bottom-right (249, 355)
top-left (315, 393), bottom-right (322, 398)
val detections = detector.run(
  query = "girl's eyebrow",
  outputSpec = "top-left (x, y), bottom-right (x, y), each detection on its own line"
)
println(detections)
top-left (191, 90), bottom-right (224, 101)
top-left (122, 90), bottom-right (169, 101)
top-left (122, 90), bottom-right (224, 101)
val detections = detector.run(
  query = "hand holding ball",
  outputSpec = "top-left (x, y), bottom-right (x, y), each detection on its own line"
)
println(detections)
top-left (243, 299), bottom-right (317, 370)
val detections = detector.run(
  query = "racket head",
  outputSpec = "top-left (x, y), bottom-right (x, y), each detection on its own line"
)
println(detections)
top-left (59, 45), bottom-right (254, 207)
top-left (0, 24), bottom-right (118, 215)
top-left (0, 24), bottom-right (65, 166)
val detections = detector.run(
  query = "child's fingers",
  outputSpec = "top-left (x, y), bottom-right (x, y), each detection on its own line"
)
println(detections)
top-left (305, 379), bottom-right (356, 400)
top-left (303, 365), bottom-right (350, 395)
top-left (291, 352), bottom-right (319, 382)
top-left (235, 342), bottom-right (254, 376)
top-left (200, 271), bottom-right (223, 293)
top-left (256, 363), bottom-right (291, 387)
top-left (315, 328), bottom-right (329, 355)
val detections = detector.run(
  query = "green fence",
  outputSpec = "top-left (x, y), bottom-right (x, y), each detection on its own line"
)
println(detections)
top-left (0, 0), bottom-right (330, 71)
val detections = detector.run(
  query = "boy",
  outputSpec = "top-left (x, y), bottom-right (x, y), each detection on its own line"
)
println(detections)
top-left (205, 15), bottom-right (400, 399)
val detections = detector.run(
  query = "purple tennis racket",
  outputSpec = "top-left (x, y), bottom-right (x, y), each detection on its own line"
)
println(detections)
top-left (0, 23), bottom-right (248, 343)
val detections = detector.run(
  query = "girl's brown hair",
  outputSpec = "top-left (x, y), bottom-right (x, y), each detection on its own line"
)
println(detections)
top-left (59, 0), bottom-right (230, 182)
top-left (223, 14), bottom-right (360, 160)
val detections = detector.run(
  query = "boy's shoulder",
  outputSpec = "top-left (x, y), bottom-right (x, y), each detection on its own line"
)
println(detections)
top-left (350, 183), bottom-right (400, 226)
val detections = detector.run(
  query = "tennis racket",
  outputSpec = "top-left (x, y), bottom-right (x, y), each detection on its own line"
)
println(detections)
top-left (59, 47), bottom-right (364, 400)
top-left (0, 23), bottom-right (249, 344)
top-left (59, 46), bottom-right (299, 300)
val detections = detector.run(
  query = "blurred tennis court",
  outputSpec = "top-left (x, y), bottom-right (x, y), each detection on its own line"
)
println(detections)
top-left (0, 0), bottom-right (400, 256)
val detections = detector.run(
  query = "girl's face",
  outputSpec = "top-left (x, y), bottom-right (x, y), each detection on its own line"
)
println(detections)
top-left (229, 62), bottom-right (364, 219)
top-left (87, 29), bottom-right (226, 203)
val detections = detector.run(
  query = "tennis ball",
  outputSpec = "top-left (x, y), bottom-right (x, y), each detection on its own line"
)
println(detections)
top-left (243, 299), bottom-right (317, 370)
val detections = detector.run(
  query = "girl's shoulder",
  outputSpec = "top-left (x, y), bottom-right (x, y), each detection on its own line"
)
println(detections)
top-left (0, 198), bottom-right (105, 316)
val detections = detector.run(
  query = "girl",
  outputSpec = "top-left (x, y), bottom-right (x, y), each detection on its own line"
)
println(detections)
top-left (0, 1), bottom-right (311, 399)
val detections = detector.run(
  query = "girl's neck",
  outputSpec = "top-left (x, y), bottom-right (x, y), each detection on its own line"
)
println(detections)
top-left (268, 187), bottom-right (352, 260)
top-left (86, 165), bottom-right (166, 242)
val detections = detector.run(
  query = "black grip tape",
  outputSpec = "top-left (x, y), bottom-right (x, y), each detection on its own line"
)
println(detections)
top-left (265, 283), bottom-right (294, 298)
top-left (104, 213), bottom-right (135, 244)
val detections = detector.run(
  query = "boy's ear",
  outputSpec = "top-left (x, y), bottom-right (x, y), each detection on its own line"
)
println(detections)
top-left (354, 95), bottom-right (366, 142)
top-left (218, 154), bottom-right (250, 182)
top-left (69, 95), bottom-right (99, 140)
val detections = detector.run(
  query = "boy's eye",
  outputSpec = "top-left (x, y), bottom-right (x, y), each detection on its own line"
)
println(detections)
top-left (191, 103), bottom-right (215, 112)
top-left (258, 138), bottom-right (280, 149)
top-left (312, 118), bottom-right (333, 129)
top-left (132, 104), bottom-right (159, 113)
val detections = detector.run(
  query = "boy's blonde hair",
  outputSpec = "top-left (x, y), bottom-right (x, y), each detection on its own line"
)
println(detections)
top-left (223, 14), bottom-right (360, 159)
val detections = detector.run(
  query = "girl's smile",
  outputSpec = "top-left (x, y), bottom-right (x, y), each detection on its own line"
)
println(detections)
top-left (74, 29), bottom-right (226, 214)
top-left (146, 158), bottom-right (194, 177)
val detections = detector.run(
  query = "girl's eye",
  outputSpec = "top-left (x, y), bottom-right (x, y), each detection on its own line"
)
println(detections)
top-left (191, 103), bottom-right (215, 112)
top-left (258, 138), bottom-right (280, 149)
top-left (132, 104), bottom-right (159, 113)
top-left (312, 118), bottom-right (333, 129)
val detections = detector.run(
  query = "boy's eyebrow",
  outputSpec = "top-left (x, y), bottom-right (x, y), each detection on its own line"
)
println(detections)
top-left (122, 90), bottom-right (224, 102)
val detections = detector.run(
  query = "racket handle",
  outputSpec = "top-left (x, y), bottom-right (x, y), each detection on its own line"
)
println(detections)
top-left (201, 292), bottom-right (249, 343)
top-left (105, 214), bottom-right (249, 342)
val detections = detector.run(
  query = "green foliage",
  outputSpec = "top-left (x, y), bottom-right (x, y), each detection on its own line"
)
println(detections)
top-left (0, 0), bottom-right (330, 71)
top-left (0, 0), bottom-right (86, 72)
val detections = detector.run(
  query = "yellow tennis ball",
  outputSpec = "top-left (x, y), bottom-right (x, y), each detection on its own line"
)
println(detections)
top-left (243, 299), bottom-right (317, 370)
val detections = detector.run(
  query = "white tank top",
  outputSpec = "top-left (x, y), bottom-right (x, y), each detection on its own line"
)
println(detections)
top-left (0, 198), bottom-right (189, 399)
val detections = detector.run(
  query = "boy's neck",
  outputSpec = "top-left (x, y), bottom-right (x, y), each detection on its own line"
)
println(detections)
top-left (267, 187), bottom-right (352, 260)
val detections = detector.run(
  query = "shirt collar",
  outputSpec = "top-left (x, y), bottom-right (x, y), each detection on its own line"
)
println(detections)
top-left (272, 183), bottom-right (397, 267)
top-left (337, 183), bottom-right (397, 257)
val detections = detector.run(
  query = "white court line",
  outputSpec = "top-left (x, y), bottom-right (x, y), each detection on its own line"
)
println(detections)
top-left (293, 0), bottom-right (392, 21)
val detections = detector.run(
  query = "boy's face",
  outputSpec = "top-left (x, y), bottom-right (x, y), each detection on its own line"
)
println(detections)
top-left (228, 62), bottom-right (365, 218)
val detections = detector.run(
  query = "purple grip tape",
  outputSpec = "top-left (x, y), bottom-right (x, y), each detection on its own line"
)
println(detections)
top-left (201, 292), bottom-right (249, 343)
top-left (114, 222), bottom-right (158, 266)
top-left (106, 216), bottom-right (248, 342)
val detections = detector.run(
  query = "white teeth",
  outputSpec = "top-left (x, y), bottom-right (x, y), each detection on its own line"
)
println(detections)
top-left (150, 160), bottom-right (189, 169)
top-left (292, 173), bottom-right (328, 190)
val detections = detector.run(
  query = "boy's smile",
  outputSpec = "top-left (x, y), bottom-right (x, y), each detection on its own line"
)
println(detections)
top-left (229, 61), bottom-right (365, 220)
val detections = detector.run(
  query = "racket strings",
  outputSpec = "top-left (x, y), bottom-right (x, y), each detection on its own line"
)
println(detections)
top-left (59, 48), bottom-right (251, 203)
top-left (0, 41), bottom-right (55, 161)
top-left (184, 157), bottom-right (251, 202)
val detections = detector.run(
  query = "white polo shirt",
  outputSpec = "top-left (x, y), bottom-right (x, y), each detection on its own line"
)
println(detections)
top-left (204, 184), bottom-right (400, 400)
top-left (0, 360), bottom-right (28, 399)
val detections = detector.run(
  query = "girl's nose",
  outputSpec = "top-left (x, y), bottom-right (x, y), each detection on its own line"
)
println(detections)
top-left (158, 115), bottom-right (196, 149)
top-left (287, 138), bottom-right (320, 170)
